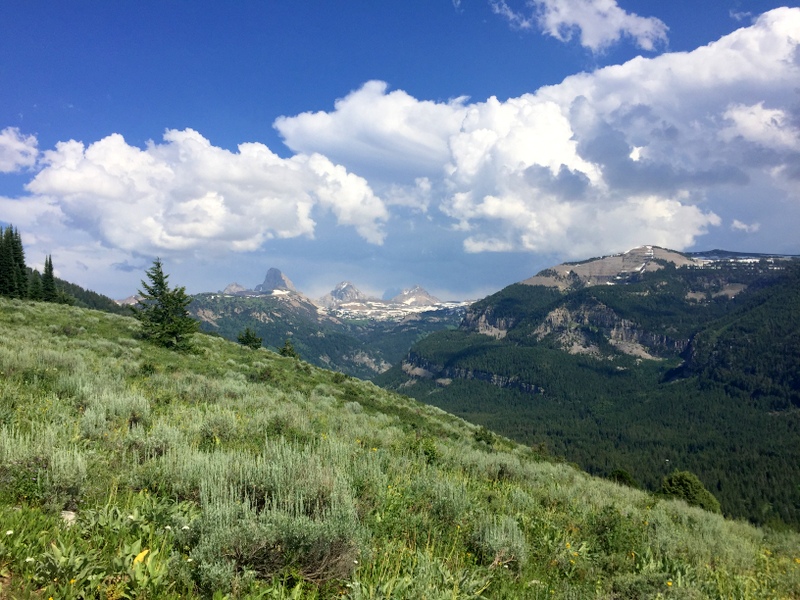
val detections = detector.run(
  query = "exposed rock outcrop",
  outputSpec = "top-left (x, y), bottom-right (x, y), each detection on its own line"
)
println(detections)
top-left (533, 301), bottom-right (687, 358)
top-left (461, 309), bottom-right (514, 339)
top-left (318, 281), bottom-right (370, 308)
top-left (255, 268), bottom-right (296, 293)
top-left (522, 246), bottom-right (697, 289)
top-left (401, 352), bottom-right (544, 395)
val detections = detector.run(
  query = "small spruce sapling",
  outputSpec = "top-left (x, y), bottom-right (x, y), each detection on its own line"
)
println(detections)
top-left (237, 327), bottom-right (263, 350)
top-left (278, 338), bottom-right (299, 359)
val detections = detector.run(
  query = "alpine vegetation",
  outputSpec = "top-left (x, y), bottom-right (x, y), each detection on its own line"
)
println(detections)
top-left (0, 297), bottom-right (797, 598)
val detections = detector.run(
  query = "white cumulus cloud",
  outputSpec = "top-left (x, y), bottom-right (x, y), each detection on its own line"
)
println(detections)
top-left (275, 80), bottom-right (468, 185)
top-left (731, 219), bottom-right (760, 233)
top-left (0, 127), bottom-right (38, 173)
top-left (489, 0), bottom-right (668, 51)
top-left (23, 129), bottom-right (388, 256)
top-left (276, 8), bottom-right (800, 259)
top-left (721, 103), bottom-right (800, 151)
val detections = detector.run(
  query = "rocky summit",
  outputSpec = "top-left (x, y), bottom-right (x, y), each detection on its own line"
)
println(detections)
top-left (317, 281), bottom-right (371, 308)
top-left (254, 268), bottom-right (296, 293)
top-left (390, 285), bottom-right (441, 306)
top-left (521, 245), bottom-right (697, 290)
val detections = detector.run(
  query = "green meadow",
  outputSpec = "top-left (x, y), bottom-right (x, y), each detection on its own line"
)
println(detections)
top-left (0, 298), bottom-right (798, 598)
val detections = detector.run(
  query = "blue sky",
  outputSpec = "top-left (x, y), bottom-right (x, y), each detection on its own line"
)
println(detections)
top-left (2, 1), bottom-right (799, 300)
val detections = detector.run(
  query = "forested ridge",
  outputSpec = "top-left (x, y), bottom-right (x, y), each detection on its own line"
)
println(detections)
top-left (377, 259), bottom-right (800, 528)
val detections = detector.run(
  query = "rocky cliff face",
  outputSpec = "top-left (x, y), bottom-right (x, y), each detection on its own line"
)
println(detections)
top-left (401, 352), bottom-right (544, 395)
top-left (461, 308), bottom-right (514, 339)
top-left (532, 302), bottom-right (688, 358)
top-left (255, 268), bottom-right (296, 293)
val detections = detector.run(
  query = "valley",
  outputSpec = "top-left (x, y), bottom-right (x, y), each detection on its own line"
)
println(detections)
top-left (377, 246), bottom-right (800, 528)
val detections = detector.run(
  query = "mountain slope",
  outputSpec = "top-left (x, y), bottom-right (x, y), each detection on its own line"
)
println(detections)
top-left (0, 298), bottom-right (798, 598)
top-left (189, 288), bottom-right (464, 379)
top-left (186, 270), bottom-right (466, 379)
top-left (377, 248), bottom-right (800, 527)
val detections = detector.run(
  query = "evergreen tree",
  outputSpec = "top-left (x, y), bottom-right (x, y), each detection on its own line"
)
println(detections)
top-left (0, 225), bottom-right (28, 299)
top-left (131, 258), bottom-right (198, 351)
top-left (661, 470), bottom-right (721, 513)
top-left (237, 327), bottom-right (263, 350)
top-left (0, 226), bottom-right (13, 297)
top-left (0, 227), bottom-right (12, 296)
top-left (28, 269), bottom-right (43, 301)
top-left (278, 338), bottom-right (299, 359)
top-left (610, 469), bottom-right (640, 489)
top-left (12, 228), bottom-right (26, 298)
top-left (41, 255), bottom-right (58, 302)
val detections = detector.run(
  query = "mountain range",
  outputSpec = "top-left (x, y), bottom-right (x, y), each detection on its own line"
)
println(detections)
top-left (186, 269), bottom-right (468, 379)
top-left (113, 244), bottom-right (800, 527)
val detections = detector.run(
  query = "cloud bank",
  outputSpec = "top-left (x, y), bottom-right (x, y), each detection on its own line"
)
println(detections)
top-left (276, 8), bottom-right (799, 259)
top-left (20, 129), bottom-right (387, 258)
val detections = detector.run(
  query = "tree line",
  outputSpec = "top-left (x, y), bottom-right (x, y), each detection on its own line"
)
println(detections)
top-left (0, 224), bottom-right (66, 303)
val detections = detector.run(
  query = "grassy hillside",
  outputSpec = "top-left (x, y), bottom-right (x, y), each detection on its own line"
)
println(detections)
top-left (377, 262), bottom-right (800, 529)
top-left (0, 298), bottom-right (798, 598)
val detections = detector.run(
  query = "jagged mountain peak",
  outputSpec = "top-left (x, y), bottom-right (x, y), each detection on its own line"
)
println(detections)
top-left (391, 285), bottom-right (441, 306)
top-left (255, 268), bottom-right (296, 293)
top-left (317, 281), bottom-right (370, 308)
top-left (222, 282), bottom-right (249, 295)
top-left (333, 281), bottom-right (363, 297)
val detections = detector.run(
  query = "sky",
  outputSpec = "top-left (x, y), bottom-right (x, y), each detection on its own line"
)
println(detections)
top-left (1, 1), bottom-right (799, 301)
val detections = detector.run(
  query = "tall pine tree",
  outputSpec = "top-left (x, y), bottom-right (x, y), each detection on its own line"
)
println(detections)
top-left (12, 228), bottom-right (26, 298)
top-left (131, 258), bottom-right (198, 351)
top-left (0, 225), bottom-right (27, 298)
top-left (41, 255), bottom-right (58, 302)
top-left (28, 269), bottom-right (43, 301)
top-left (0, 226), bottom-right (13, 297)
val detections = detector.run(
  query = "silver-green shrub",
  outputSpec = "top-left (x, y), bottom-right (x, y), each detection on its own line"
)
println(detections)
top-left (470, 514), bottom-right (529, 569)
